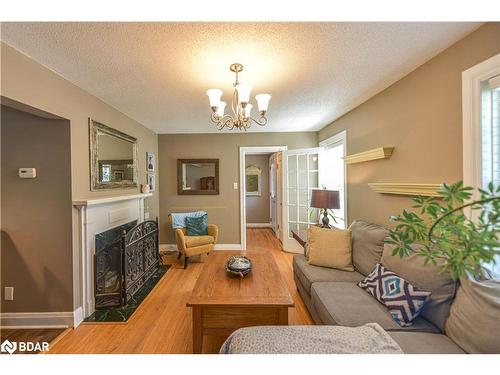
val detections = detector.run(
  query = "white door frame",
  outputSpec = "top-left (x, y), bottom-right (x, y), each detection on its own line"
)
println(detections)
top-left (239, 146), bottom-right (288, 250)
top-left (319, 130), bottom-right (348, 226)
top-left (462, 53), bottom-right (500, 197)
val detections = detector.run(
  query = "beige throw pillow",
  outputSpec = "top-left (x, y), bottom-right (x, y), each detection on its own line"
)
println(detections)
top-left (307, 226), bottom-right (354, 271)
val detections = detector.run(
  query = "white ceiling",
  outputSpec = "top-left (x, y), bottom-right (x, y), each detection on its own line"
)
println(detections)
top-left (1, 22), bottom-right (481, 133)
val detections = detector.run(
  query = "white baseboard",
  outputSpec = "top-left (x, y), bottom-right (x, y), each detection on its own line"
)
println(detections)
top-left (73, 306), bottom-right (83, 328)
top-left (160, 243), bottom-right (244, 251)
top-left (0, 311), bottom-right (74, 329)
top-left (246, 223), bottom-right (272, 228)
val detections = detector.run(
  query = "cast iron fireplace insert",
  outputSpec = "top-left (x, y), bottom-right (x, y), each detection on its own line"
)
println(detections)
top-left (94, 218), bottom-right (160, 309)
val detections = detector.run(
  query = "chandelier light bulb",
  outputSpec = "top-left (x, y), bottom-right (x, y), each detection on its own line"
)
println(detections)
top-left (236, 83), bottom-right (253, 104)
top-left (255, 94), bottom-right (271, 113)
top-left (206, 89), bottom-right (223, 108)
top-left (216, 101), bottom-right (226, 117)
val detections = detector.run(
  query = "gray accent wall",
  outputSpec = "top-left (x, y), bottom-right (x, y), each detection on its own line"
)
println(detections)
top-left (1, 105), bottom-right (73, 313)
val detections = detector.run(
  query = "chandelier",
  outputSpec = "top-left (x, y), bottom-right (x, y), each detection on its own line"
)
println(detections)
top-left (206, 63), bottom-right (271, 131)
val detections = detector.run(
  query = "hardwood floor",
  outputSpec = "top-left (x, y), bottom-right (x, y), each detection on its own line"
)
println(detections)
top-left (48, 229), bottom-right (313, 354)
top-left (0, 328), bottom-right (67, 354)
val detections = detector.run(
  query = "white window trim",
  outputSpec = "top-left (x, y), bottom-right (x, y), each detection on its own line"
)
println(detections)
top-left (462, 53), bottom-right (500, 197)
top-left (319, 130), bottom-right (348, 225)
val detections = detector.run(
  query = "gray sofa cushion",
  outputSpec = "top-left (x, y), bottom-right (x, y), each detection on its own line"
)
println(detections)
top-left (388, 331), bottom-right (465, 354)
top-left (382, 243), bottom-right (457, 332)
top-left (293, 254), bottom-right (364, 295)
top-left (349, 220), bottom-right (389, 276)
top-left (445, 274), bottom-right (500, 354)
top-left (310, 282), bottom-right (440, 332)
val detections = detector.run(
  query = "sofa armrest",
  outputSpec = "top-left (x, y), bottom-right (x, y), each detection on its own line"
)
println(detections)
top-left (208, 224), bottom-right (219, 244)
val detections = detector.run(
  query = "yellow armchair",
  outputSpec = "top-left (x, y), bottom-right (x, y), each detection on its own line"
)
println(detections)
top-left (175, 224), bottom-right (218, 268)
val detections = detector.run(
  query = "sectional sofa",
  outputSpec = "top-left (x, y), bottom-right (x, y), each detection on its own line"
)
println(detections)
top-left (293, 220), bottom-right (499, 354)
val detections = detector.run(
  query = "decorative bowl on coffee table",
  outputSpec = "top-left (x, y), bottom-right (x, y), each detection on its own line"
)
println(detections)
top-left (225, 255), bottom-right (252, 278)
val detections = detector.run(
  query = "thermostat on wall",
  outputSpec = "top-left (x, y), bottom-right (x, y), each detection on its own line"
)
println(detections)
top-left (19, 168), bottom-right (37, 178)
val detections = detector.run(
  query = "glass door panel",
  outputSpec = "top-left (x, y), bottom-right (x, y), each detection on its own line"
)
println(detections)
top-left (282, 148), bottom-right (322, 253)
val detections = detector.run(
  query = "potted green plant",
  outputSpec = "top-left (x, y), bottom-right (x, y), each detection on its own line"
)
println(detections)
top-left (386, 181), bottom-right (500, 280)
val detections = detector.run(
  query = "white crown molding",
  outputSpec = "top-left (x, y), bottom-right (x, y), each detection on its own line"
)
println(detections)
top-left (368, 183), bottom-right (442, 197)
top-left (344, 147), bottom-right (394, 165)
top-left (0, 311), bottom-right (75, 329)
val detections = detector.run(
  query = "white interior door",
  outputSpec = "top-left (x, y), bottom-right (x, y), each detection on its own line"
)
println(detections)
top-left (275, 152), bottom-right (283, 241)
top-left (269, 154), bottom-right (278, 234)
top-left (282, 148), bottom-right (322, 253)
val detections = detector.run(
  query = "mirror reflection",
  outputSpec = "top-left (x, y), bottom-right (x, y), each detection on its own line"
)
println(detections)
top-left (177, 159), bottom-right (219, 195)
top-left (90, 119), bottom-right (138, 190)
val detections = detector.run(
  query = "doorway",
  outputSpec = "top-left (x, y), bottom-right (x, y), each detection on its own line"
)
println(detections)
top-left (239, 146), bottom-right (287, 250)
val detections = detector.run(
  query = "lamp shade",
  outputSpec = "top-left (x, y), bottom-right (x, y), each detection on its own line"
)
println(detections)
top-left (216, 101), bottom-right (226, 117)
top-left (255, 93), bottom-right (271, 112)
top-left (244, 103), bottom-right (253, 118)
top-left (206, 89), bottom-right (223, 107)
top-left (236, 83), bottom-right (253, 104)
top-left (310, 189), bottom-right (340, 209)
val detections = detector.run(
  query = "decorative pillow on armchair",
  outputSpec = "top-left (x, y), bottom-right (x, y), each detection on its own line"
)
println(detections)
top-left (358, 263), bottom-right (431, 327)
top-left (186, 214), bottom-right (208, 236)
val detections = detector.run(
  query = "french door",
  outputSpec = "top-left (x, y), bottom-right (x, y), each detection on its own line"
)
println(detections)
top-left (282, 148), bottom-right (322, 253)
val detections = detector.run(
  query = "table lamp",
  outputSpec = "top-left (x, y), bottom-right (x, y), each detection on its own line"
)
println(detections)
top-left (310, 189), bottom-right (340, 228)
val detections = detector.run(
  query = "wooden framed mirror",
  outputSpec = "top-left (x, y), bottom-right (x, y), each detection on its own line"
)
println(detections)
top-left (89, 119), bottom-right (138, 191)
top-left (177, 159), bottom-right (219, 195)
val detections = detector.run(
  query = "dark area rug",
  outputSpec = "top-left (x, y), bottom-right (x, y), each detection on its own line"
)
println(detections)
top-left (83, 264), bottom-right (170, 323)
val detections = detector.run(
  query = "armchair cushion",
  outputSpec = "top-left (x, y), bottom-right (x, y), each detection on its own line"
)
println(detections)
top-left (185, 235), bottom-right (215, 248)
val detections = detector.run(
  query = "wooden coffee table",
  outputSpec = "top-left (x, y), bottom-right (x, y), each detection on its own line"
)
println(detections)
top-left (186, 250), bottom-right (294, 353)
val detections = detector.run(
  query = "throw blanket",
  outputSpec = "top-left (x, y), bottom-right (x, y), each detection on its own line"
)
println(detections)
top-left (171, 211), bottom-right (207, 229)
top-left (220, 323), bottom-right (403, 354)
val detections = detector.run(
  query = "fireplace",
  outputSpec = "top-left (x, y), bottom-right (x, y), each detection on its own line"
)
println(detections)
top-left (94, 219), bottom-right (159, 310)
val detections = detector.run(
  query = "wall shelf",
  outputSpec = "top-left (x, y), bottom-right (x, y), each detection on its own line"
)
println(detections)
top-left (368, 183), bottom-right (442, 197)
top-left (344, 147), bottom-right (394, 164)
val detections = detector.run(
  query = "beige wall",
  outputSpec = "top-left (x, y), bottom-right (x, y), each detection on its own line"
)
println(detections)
top-left (158, 133), bottom-right (317, 244)
top-left (245, 154), bottom-right (271, 224)
top-left (318, 23), bottom-right (500, 227)
top-left (1, 106), bottom-right (73, 313)
top-left (1, 42), bottom-right (159, 311)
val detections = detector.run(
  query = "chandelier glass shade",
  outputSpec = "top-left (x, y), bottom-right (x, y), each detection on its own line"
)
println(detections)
top-left (206, 63), bottom-right (271, 131)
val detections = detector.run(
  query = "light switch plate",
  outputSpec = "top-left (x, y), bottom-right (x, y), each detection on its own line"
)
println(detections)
top-left (19, 168), bottom-right (37, 178)
top-left (144, 212), bottom-right (150, 220)
top-left (4, 287), bottom-right (14, 301)
top-left (233, 182), bottom-right (238, 190)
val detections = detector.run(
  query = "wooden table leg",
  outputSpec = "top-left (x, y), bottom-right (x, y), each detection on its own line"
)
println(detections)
top-left (278, 307), bottom-right (288, 325)
top-left (192, 306), bottom-right (203, 354)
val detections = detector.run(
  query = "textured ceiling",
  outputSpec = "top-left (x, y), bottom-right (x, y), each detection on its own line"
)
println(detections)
top-left (1, 22), bottom-right (481, 133)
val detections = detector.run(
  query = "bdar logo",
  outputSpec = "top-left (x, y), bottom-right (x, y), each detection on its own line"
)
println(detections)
top-left (1, 339), bottom-right (17, 354)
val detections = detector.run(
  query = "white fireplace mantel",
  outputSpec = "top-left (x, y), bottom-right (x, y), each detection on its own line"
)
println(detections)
top-left (72, 192), bottom-right (152, 326)
top-left (73, 192), bottom-right (152, 207)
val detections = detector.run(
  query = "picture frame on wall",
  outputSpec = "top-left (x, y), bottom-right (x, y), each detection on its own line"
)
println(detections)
top-left (147, 173), bottom-right (156, 192)
top-left (146, 152), bottom-right (155, 173)
top-left (245, 165), bottom-right (262, 196)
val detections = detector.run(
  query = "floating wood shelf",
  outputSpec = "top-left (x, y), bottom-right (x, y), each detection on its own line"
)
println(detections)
top-left (368, 183), bottom-right (442, 197)
top-left (344, 147), bottom-right (394, 164)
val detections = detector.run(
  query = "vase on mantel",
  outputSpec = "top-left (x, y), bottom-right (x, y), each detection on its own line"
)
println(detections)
top-left (141, 184), bottom-right (150, 194)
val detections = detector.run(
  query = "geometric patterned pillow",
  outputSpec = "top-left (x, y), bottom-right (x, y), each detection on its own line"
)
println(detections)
top-left (358, 263), bottom-right (432, 327)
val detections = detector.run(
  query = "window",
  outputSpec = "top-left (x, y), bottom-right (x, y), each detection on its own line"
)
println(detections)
top-left (481, 75), bottom-right (500, 189)
top-left (319, 130), bottom-right (347, 229)
top-left (463, 54), bottom-right (500, 279)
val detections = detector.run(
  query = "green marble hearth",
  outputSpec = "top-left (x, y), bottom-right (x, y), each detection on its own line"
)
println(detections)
top-left (84, 265), bottom-right (170, 323)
